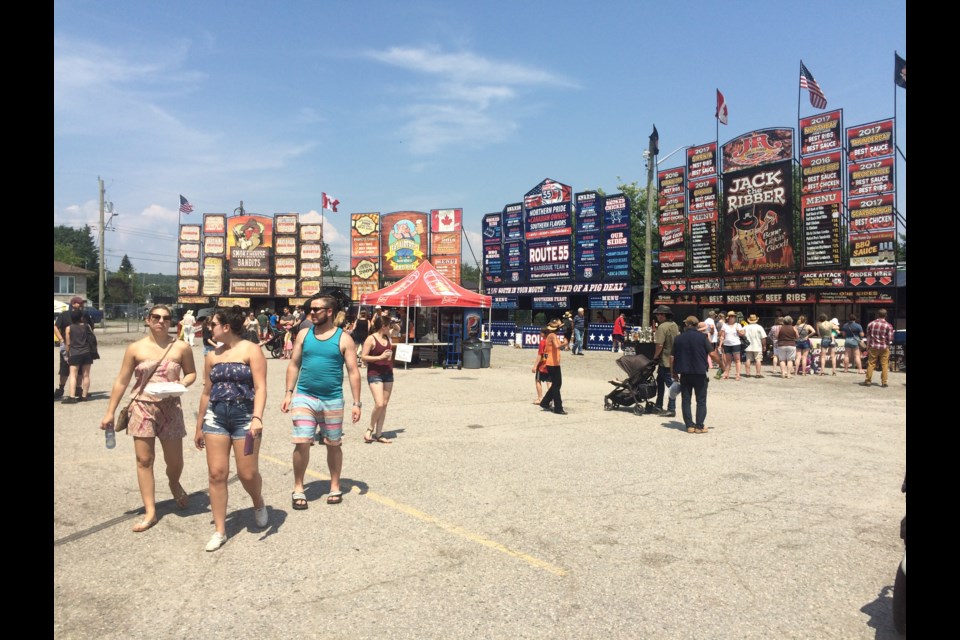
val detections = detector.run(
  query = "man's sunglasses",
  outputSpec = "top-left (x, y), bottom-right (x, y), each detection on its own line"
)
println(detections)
top-left (309, 307), bottom-right (330, 313)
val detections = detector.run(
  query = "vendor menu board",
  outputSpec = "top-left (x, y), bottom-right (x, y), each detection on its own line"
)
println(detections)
top-left (689, 208), bottom-right (718, 275)
top-left (801, 191), bottom-right (842, 267)
top-left (482, 212), bottom-right (503, 285)
top-left (574, 191), bottom-right (603, 281)
top-left (602, 193), bottom-right (631, 280)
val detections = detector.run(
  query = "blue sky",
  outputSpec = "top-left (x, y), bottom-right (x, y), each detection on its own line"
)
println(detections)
top-left (54, 0), bottom-right (906, 275)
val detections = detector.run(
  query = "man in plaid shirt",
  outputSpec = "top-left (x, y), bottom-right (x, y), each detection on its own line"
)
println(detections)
top-left (860, 308), bottom-right (895, 388)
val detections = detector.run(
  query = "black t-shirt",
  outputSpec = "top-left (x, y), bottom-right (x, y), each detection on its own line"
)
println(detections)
top-left (56, 309), bottom-right (93, 336)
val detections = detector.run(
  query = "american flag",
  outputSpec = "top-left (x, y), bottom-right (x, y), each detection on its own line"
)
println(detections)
top-left (179, 195), bottom-right (194, 214)
top-left (799, 61), bottom-right (828, 109)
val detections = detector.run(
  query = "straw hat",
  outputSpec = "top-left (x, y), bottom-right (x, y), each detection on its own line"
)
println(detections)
top-left (545, 319), bottom-right (563, 332)
top-left (653, 305), bottom-right (673, 316)
top-left (726, 310), bottom-right (737, 317)
top-left (747, 314), bottom-right (759, 323)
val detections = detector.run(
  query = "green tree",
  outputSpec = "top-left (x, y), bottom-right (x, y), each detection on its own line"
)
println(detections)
top-left (54, 225), bottom-right (100, 298)
top-left (896, 232), bottom-right (906, 264)
top-left (321, 238), bottom-right (338, 273)
top-left (461, 262), bottom-right (481, 286)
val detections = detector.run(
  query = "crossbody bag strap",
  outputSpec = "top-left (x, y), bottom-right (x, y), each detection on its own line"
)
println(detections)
top-left (130, 341), bottom-right (177, 401)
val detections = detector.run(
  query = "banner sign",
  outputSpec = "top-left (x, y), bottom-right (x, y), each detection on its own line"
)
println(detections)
top-left (782, 291), bottom-right (817, 304)
top-left (520, 325), bottom-right (543, 349)
top-left (723, 275), bottom-right (756, 290)
top-left (202, 257), bottom-right (223, 296)
top-left (178, 261), bottom-right (199, 278)
top-left (698, 293), bottom-right (726, 306)
top-left (855, 290), bottom-right (895, 304)
top-left (688, 277), bottom-right (721, 291)
top-left (524, 178), bottom-right (573, 240)
top-left (659, 278), bottom-right (687, 292)
top-left (204, 235), bottom-right (225, 256)
top-left (226, 215), bottom-right (273, 275)
top-left (799, 270), bottom-right (846, 288)
top-left (818, 290), bottom-right (855, 303)
top-left (503, 203), bottom-right (523, 241)
top-left (574, 191), bottom-right (603, 281)
top-left (588, 293), bottom-right (633, 309)
top-left (486, 281), bottom-right (629, 295)
top-left (351, 213), bottom-right (381, 257)
top-left (846, 119), bottom-right (895, 162)
top-left (658, 167), bottom-right (685, 198)
top-left (800, 109), bottom-right (843, 156)
top-left (801, 191), bottom-right (843, 267)
top-left (274, 236), bottom-right (297, 256)
top-left (177, 278), bottom-right (200, 295)
top-left (274, 214), bottom-right (298, 235)
top-left (847, 267), bottom-right (895, 287)
top-left (275, 256), bottom-right (297, 276)
top-left (757, 273), bottom-right (798, 289)
top-left (300, 225), bottom-right (323, 242)
top-left (489, 321), bottom-right (516, 344)
top-left (432, 255), bottom-right (461, 284)
top-left (586, 323), bottom-right (614, 351)
top-left (603, 193), bottom-right (631, 279)
top-left (275, 278), bottom-right (297, 297)
top-left (431, 232), bottom-right (461, 256)
top-left (484, 244), bottom-right (503, 284)
top-left (688, 177), bottom-right (718, 213)
top-left (300, 243), bottom-right (322, 262)
top-left (849, 230), bottom-right (896, 267)
top-left (180, 225), bottom-right (201, 243)
top-left (217, 297), bottom-right (251, 308)
top-left (848, 157), bottom-right (895, 197)
top-left (849, 194), bottom-right (896, 234)
top-left (722, 159), bottom-right (796, 274)
top-left (659, 194), bottom-right (686, 225)
top-left (689, 208), bottom-right (718, 275)
top-left (381, 212), bottom-right (428, 278)
top-left (504, 240), bottom-right (525, 283)
top-left (179, 243), bottom-right (200, 260)
top-left (492, 295), bottom-right (518, 309)
top-left (300, 280), bottom-right (321, 297)
top-left (659, 249), bottom-right (686, 278)
top-left (300, 261), bottom-right (322, 279)
top-left (754, 292), bottom-right (786, 305)
top-left (482, 213), bottom-right (502, 245)
top-left (722, 128), bottom-right (793, 172)
top-left (203, 214), bottom-right (226, 235)
top-left (351, 255), bottom-right (380, 300)
top-left (687, 142), bottom-right (718, 180)
top-left (527, 238), bottom-right (571, 281)
top-left (801, 151), bottom-right (844, 194)
top-left (532, 295), bottom-right (569, 309)
top-left (177, 296), bottom-right (209, 305)
top-left (229, 278), bottom-right (271, 296)
top-left (431, 208), bottom-right (462, 233)
top-left (724, 292), bottom-right (753, 305)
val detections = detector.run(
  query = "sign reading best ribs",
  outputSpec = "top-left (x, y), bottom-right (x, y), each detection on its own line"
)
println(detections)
top-left (848, 157), bottom-right (894, 197)
top-left (658, 167), bottom-right (685, 198)
top-left (686, 142), bottom-right (717, 180)
top-left (688, 176), bottom-right (717, 213)
top-left (800, 109), bottom-right (842, 156)
top-left (722, 129), bottom-right (796, 275)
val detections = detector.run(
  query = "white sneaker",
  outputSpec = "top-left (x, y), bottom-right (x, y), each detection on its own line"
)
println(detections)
top-left (254, 506), bottom-right (269, 527)
top-left (205, 531), bottom-right (227, 552)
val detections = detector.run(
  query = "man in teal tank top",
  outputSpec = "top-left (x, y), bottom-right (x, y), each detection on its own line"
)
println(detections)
top-left (281, 294), bottom-right (362, 510)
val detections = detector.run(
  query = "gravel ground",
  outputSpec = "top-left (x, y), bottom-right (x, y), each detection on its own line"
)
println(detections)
top-left (54, 329), bottom-right (906, 639)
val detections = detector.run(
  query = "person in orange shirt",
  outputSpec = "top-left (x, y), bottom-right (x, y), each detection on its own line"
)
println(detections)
top-left (538, 319), bottom-right (567, 415)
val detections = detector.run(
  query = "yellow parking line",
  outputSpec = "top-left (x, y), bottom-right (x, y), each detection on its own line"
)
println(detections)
top-left (259, 453), bottom-right (567, 577)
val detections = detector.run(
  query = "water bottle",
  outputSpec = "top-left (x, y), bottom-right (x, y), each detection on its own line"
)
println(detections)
top-left (105, 426), bottom-right (116, 449)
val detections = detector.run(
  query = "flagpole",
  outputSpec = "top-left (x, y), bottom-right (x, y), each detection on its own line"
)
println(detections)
top-left (320, 206), bottom-right (325, 291)
top-left (893, 51), bottom-right (901, 331)
top-left (797, 61), bottom-right (802, 161)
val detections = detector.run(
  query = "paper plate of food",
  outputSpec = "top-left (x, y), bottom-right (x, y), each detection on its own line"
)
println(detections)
top-left (143, 382), bottom-right (188, 398)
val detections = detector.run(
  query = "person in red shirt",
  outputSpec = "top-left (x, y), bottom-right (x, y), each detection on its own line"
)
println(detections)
top-left (861, 308), bottom-right (895, 388)
top-left (612, 312), bottom-right (627, 353)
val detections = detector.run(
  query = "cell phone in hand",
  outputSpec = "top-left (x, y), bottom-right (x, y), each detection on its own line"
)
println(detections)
top-left (244, 429), bottom-right (255, 456)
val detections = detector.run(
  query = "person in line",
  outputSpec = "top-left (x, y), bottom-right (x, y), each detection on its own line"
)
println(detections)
top-left (55, 296), bottom-right (94, 399)
top-left (244, 312), bottom-right (260, 342)
top-left (181, 310), bottom-right (196, 347)
top-left (816, 313), bottom-right (838, 376)
top-left (795, 315), bottom-right (816, 376)
top-left (351, 310), bottom-right (370, 368)
top-left (572, 307), bottom-right (586, 355)
top-left (776, 315), bottom-right (798, 379)
top-left (841, 314), bottom-right (865, 375)
top-left (671, 316), bottom-right (713, 434)
top-left (282, 295), bottom-right (362, 510)
top-left (704, 309), bottom-right (723, 376)
top-left (768, 317), bottom-right (783, 375)
top-left (861, 308), bottom-right (895, 388)
top-left (63, 308), bottom-right (97, 403)
top-left (360, 314), bottom-right (396, 444)
top-left (718, 311), bottom-right (745, 381)
top-left (612, 312), bottom-right (627, 354)
top-left (256, 308), bottom-right (270, 341)
top-left (652, 305), bottom-right (679, 418)
top-left (531, 326), bottom-right (552, 404)
top-left (743, 314), bottom-right (768, 378)
top-left (560, 311), bottom-right (574, 351)
top-left (538, 319), bottom-right (566, 414)
top-left (100, 305), bottom-right (197, 532)
top-left (194, 306), bottom-right (268, 551)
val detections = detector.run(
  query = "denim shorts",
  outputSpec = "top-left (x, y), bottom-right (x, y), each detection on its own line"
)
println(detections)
top-left (722, 344), bottom-right (740, 355)
top-left (202, 399), bottom-right (254, 440)
top-left (796, 340), bottom-right (811, 350)
top-left (367, 372), bottom-right (395, 384)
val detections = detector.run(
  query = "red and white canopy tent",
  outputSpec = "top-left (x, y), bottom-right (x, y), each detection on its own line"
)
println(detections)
top-left (359, 260), bottom-right (492, 344)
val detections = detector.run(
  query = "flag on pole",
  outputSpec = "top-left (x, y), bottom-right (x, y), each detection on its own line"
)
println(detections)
top-left (321, 192), bottom-right (340, 212)
top-left (799, 61), bottom-right (828, 109)
top-left (895, 53), bottom-right (906, 89)
top-left (716, 89), bottom-right (729, 125)
top-left (650, 125), bottom-right (659, 155)
top-left (179, 195), bottom-right (194, 214)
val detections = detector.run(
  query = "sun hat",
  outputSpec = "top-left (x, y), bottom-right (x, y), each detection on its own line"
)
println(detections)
top-left (726, 310), bottom-right (737, 317)
top-left (653, 305), bottom-right (672, 315)
top-left (747, 314), bottom-right (759, 323)
top-left (684, 315), bottom-right (699, 327)
top-left (545, 319), bottom-right (563, 332)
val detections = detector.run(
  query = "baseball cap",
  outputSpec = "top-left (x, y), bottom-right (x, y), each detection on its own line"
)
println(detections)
top-left (70, 296), bottom-right (84, 305)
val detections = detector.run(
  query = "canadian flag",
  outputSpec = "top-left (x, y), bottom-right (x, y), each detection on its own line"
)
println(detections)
top-left (322, 192), bottom-right (340, 212)
top-left (716, 89), bottom-right (728, 125)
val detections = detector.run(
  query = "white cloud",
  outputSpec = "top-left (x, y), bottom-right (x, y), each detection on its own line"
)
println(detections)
top-left (365, 47), bottom-right (574, 87)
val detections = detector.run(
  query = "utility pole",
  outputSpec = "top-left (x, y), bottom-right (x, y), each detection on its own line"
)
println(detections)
top-left (98, 177), bottom-right (105, 313)
top-left (642, 140), bottom-right (657, 329)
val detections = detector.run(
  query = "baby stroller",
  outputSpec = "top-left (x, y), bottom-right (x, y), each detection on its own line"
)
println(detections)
top-left (604, 354), bottom-right (658, 415)
top-left (262, 328), bottom-right (286, 359)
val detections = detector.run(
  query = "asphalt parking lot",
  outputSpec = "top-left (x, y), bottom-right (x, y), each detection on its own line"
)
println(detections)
top-left (54, 331), bottom-right (906, 639)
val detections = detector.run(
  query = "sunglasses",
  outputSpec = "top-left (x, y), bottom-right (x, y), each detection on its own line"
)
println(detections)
top-left (309, 307), bottom-right (330, 313)
top-left (149, 314), bottom-right (172, 321)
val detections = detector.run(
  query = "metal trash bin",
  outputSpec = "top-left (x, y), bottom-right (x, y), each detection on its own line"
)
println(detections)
top-left (479, 341), bottom-right (492, 368)
top-left (462, 338), bottom-right (482, 369)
